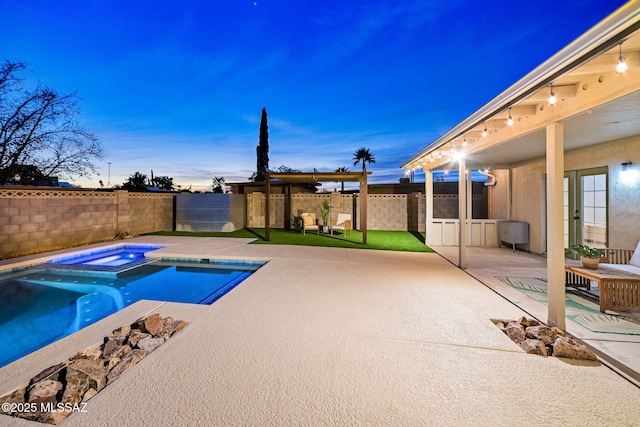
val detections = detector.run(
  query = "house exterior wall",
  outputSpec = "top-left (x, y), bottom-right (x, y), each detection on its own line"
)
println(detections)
top-left (489, 169), bottom-right (510, 220)
top-left (0, 189), bottom-right (174, 258)
top-left (509, 135), bottom-right (640, 254)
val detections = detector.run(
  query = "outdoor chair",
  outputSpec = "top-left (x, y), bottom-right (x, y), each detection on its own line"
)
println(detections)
top-left (331, 213), bottom-right (352, 237)
top-left (301, 213), bottom-right (319, 235)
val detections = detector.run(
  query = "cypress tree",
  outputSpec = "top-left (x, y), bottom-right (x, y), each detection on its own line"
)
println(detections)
top-left (255, 107), bottom-right (269, 182)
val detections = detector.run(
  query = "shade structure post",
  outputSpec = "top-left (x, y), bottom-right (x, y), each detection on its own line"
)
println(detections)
top-left (360, 172), bottom-right (368, 245)
top-left (265, 172), bottom-right (271, 241)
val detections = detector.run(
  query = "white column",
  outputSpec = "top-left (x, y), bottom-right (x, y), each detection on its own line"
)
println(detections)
top-left (425, 169), bottom-right (434, 246)
top-left (458, 158), bottom-right (467, 268)
top-left (546, 122), bottom-right (566, 329)
top-left (506, 169), bottom-right (512, 220)
top-left (467, 167), bottom-right (473, 243)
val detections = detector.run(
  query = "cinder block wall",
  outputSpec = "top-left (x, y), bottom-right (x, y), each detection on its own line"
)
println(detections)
top-left (0, 189), bottom-right (174, 258)
top-left (247, 192), bottom-right (425, 232)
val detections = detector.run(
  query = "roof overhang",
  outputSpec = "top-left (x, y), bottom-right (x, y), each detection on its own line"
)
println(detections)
top-left (402, 2), bottom-right (640, 171)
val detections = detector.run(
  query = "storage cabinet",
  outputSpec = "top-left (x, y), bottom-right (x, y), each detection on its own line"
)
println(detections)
top-left (498, 221), bottom-right (529, 252)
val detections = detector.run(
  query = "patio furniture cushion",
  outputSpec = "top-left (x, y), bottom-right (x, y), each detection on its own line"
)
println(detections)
top-left (300, 213), bottom-right (319, 235)
top-left (629, 241), bottom-right (640, 267)
top-left (303, 214), bottom-right (314, 226)
top-left (601, 263), bottom-right (640, 275)
top-left (331, 213), bottom-right (352, 237)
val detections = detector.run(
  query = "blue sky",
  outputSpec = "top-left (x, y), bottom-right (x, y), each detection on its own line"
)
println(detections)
top-left (0, 0), bottom-right (626, 190)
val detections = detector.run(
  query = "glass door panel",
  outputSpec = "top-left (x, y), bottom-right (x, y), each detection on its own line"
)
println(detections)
top-left (578, 169), bottom-right (608, 249)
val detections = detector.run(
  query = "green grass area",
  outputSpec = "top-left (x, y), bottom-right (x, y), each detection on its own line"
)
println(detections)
top-left (146, 229), bottom-right (434, 253)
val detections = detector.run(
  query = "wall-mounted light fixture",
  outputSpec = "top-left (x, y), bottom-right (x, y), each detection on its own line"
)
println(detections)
top-left (617, 42), bottom-right (627, 73)
top-left (620, 161), bottom-right (638, 186)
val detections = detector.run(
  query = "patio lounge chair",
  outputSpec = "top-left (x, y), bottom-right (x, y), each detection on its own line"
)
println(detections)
top-left (331, 213), bottom-right (352, 237)
top-left (301, 213), bottom-right (319, 235)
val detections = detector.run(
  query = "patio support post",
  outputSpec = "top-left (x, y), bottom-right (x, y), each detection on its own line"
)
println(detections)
top-left (546, 122), bottom-right (566, 329)
top-left (265, 172), bottom-right (271, 241)
top-left (467, 166), bottom-right (473, 243)
top-left (458, 157), bottom-right (467, 268)
top-left (425, 169), bottom-right (434, 246)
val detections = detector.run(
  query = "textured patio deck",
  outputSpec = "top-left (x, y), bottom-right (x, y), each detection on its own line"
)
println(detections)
top-left (433, 245), bottom-right (640, 385)
top-left (1, 237), bottom-right (639, 426)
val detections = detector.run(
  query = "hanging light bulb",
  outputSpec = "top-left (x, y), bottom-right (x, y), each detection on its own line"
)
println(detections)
top-left (507, 108), bottom-right (513, 126)
top-left (617, 43), bottom-right (627, 73)
top-left (482, 124), bottom-right (487, 138)
top-left (548, 84), bottom-right (556, 105)
top-left (463, 139), bottom-right (467, 147)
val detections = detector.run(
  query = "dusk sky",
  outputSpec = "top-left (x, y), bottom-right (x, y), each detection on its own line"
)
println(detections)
top-left (1, 1), bottom-right (626, 191)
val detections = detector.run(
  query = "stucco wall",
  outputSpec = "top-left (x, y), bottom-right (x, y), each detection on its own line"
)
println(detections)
top-left (489, 169), bottom-right (510, 220)
top-left (509, 135), bottom-right (640, 253)
top-left (0, 189), bottom-right (174, 258)
top-left (565, 135), bottom-right (640, 250)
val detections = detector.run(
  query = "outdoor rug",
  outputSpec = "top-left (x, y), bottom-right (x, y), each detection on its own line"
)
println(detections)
top-left (495, 276), bottom-right (640, 335)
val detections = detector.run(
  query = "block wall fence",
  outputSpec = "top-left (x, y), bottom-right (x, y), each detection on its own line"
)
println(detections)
top-left (0, 189), bottom-right (174, 258)
top-left (1, 188), bottom-right (426, 259)
top-left (246, 192), bottom-right (426, 232)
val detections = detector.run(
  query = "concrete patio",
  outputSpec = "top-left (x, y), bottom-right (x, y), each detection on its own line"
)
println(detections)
top-left (1, 236), bottom-right (639, 426)
top-left (434, 245), bottom-right (640, 385)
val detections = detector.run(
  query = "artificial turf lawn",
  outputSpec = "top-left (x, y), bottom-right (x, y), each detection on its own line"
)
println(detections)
top-left (146, 229), bottom-right (434, 253)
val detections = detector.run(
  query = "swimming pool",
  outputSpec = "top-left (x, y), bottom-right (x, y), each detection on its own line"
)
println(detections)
top-left (46, 245), bottom-right (163, 272)
top-left (0, 257), bottom-right (264, 368)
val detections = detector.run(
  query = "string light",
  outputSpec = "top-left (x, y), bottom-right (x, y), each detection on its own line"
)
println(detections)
top-left (549, 84), bottom-right (556, 105)
top-left (616, 42), bottom-right (627, 73)
top-left (482, 123), bottom-right (487, 137)
top-left (507, 108), bottom-right (513, 126)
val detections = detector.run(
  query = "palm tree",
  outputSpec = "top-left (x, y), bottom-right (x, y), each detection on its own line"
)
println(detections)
top-left (122, 172), bottom-right (148, 191)
top-left (335, 166), bottom-right (349, 192)
top-left (352, 147), bottom-right (376, 172)
top-left (212, 176), bottom-right (226, 193)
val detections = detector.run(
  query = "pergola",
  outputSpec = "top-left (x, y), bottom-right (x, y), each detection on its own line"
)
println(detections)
top-left (264, 171), bottom-right (372, 243)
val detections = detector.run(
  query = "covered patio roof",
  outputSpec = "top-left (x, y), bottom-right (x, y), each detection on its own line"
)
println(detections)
top-left (402, 2), bottom-right (640, 171)
top-left (264, 171), bottom-right (372, 243)
top-left (401, 2), bottom-right (640, 331)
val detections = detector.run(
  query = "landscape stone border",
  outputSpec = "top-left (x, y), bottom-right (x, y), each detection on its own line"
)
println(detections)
top-left (493, 317), bottom-right (598, 361)
top-left (0, 313), bottom-right (186, 425)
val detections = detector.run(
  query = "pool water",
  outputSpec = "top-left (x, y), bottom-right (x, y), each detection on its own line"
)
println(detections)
top-left (47, 245), bottom-right (162, 270)
top-left (0, 258), bottom-right (263, 368)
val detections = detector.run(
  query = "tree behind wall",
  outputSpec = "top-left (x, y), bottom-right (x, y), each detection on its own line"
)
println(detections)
top-left (335, 166), bottom-right (349, 192)
top-left (255, 107), bottom-right (269, 182)
top-left (121, 172), bottom-right (148, 191)
top-left (352, 147), bottom-right (376, 172)
top-left (212, 176), bottom-right (226, 193)
top-left (0, 60), bottom-right (103, 185)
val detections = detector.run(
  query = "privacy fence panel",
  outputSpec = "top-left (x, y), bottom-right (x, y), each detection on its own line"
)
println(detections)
top-left (176, 193), bottom-right (246, 232)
